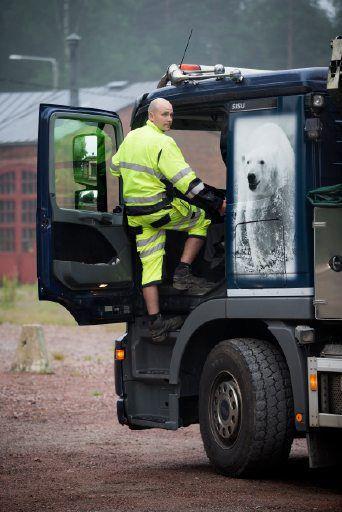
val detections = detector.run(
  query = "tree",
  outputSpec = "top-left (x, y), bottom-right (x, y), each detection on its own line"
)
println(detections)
top-left (0, 0), bottom-right (335, 92)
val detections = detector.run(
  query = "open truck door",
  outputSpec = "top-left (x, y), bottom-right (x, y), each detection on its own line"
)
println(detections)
top-left (37, 104), bottom-right (134, 325)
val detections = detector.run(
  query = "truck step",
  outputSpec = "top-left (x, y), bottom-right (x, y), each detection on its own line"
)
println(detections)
top-left (130, 415), bottom-right (177, 430)
top-left (132, 414), bottom-right (166, 423)
top-left (135, 368), bottom-right (170, 380)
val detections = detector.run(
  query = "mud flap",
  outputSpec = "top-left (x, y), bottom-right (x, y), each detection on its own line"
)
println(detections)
top-left (307, 430), bottom-right (342, 468)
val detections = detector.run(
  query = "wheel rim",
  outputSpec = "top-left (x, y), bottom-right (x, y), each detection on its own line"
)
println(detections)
top-left (209, 372), bottom-right (242, 447)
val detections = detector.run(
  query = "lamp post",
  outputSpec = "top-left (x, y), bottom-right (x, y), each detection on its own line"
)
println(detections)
top-left (66, 33), bottom-right (81, 107)
top-left (9, 54), bottom-right (59, 89)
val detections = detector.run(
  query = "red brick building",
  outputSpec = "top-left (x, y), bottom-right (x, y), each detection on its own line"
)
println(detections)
top-left (0, 145), bottom-right (37, 282)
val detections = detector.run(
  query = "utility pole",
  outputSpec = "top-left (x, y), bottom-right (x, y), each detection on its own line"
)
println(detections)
top-left (63, 0), bottom-right (70, 67)
top-left (287, 0), bottom-right (294, 69)
top-left (66, 33), bottom-right (81, 106)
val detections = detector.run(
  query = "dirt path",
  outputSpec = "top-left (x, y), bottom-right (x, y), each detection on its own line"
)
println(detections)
top-left (1, 324), bottom-right (341, 512)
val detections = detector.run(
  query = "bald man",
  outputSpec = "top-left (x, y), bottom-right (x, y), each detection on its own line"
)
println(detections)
top-left (111, 98), bottom-right (225, 343)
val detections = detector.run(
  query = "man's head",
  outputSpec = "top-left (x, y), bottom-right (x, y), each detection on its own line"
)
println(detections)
top-left (148, 98), bottom-right (173, 132)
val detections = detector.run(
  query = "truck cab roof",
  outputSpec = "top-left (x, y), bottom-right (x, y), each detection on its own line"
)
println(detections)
top-left (132, 67), bottom-right (328, 128)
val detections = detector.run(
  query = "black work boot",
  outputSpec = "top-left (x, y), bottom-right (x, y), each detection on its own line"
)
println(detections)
top-left (149, 314), bottom-right (184, 344)
top-left (173, 263), bottom-right (214, 295)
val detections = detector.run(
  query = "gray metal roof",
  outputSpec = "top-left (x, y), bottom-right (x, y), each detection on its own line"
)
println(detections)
top-left (0, 82), bottom-right (156, 145)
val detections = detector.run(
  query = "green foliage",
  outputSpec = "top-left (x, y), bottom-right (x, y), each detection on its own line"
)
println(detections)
top-left (0, 284), bottom-right (76, 325)
top-left (331, 0), bottom-right (342, 34)
top-left (237, 0), bottom-right (333, 69)
top-left (0, 0), bottom-right (338, 93)
top-left (1, 276), bottom-right (18, 309)
top-left (52, 351), bottom-right (65, 361)
top-left (91, 390), bottom-right (103, 397)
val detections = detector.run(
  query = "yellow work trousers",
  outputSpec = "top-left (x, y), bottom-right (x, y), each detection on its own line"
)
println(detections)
top-left (128, 198), bottom-right (211, 287)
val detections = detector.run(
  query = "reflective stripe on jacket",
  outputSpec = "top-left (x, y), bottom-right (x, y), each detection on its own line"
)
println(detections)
top-left (110, 120), bottom-right (204, 208)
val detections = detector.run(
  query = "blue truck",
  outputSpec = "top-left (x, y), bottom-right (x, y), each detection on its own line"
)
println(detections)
top-left (37, 37), bottom-right (342, 477)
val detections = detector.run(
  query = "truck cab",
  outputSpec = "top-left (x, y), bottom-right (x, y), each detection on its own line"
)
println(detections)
top-left (37, 38), bottom-right (342, 477)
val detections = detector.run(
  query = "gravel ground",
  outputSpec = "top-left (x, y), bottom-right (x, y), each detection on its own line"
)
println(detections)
top-left (0, 323), bottom-right (341, 512)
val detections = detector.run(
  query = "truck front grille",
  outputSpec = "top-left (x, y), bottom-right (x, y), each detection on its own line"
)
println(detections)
top-left (329, 373), bottom-right (342, 414)
top-left (320, 372), bottom-right (342, 415)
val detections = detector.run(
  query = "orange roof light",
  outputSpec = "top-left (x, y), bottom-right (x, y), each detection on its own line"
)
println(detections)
top-left (180, 64), bottom-right (201, 71)
top-left (115, 348), bottom-right (125, 361)
top-left (309, 374), bottom-right (318, 391)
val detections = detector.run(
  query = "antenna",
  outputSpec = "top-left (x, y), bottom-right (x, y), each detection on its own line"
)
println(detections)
top-left (179, 29), bottom-right (193, 67)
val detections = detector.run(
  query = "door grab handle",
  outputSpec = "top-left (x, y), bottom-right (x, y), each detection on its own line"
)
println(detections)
top-left (99, 214), bottom-right (113, 226)
top-left (80, 214), bottom-right (112, 226)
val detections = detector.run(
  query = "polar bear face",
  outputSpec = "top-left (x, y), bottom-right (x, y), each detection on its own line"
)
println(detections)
top-left (242, 144), bottom-right (280, 197)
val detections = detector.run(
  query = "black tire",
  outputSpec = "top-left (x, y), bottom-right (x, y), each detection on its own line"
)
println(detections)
top-left (199, 338), bottom-right (294, 478)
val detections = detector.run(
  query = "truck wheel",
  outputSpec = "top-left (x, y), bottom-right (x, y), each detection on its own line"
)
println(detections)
top-left (199, 338), bottom-right (294, 477)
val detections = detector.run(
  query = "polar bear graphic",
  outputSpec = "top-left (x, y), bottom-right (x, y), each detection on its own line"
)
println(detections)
top-left (236, 122), bottom-right (295, 275)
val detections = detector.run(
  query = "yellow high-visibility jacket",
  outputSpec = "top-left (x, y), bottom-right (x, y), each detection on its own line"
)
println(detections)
top-left (110, 120), bottom-right (204, 210)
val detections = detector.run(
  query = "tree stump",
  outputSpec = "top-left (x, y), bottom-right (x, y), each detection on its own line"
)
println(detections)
top-left (11, 324), bottom-right (52, 373)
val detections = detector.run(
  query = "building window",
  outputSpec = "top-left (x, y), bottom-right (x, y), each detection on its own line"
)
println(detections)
top-left (22, 170), bottom-right (36, 194)
top-left (0, 228), bottom-right (15, 252)
top-left (22, 228), bottom-right (35, 252)
top-left (0, 172), bottom-right (15, 194)
top-left (0, 200), bottom-right (15, 223)
top-left (22, 199), bottom-right (36, 223)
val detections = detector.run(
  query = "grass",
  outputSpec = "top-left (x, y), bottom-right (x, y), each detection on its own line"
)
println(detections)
top-left (0, 281), bottom-right (127, 332)
top-left (1, 276), bottom-right (18, 308)
top-left (52, 351), bottom-right (65, 361)
top-left (91, 390), bottom-right (103, 397)
top-left (0, 283), bottom-right (77, 325)
top-left (70, 370), bottom-right (82, 377)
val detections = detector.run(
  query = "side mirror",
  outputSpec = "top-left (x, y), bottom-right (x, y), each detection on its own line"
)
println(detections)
top-left (75, 189), bottom-right (98, 211)
top-left (73, 134), bottom-right (104, 187)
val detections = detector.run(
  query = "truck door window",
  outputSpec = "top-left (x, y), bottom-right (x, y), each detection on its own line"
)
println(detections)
top-left (53, 118), bottom-right (119, 212)
top-left (170, 129), bottom-right (226, 190)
